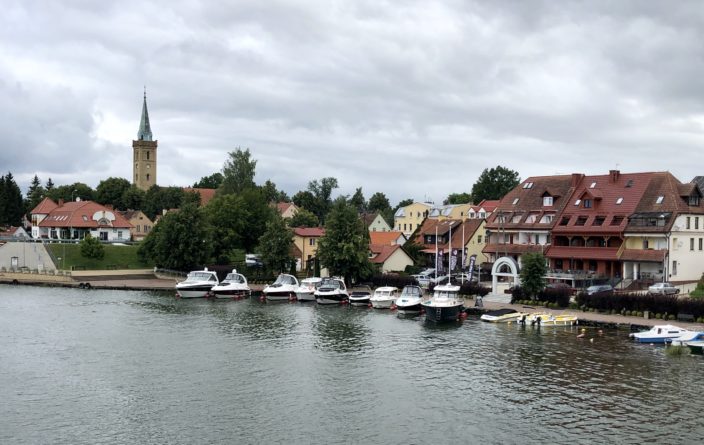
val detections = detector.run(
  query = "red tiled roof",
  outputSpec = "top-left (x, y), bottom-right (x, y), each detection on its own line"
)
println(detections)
top-left (474, 199), bottom-right (500, 212)
top-left (38, 201), bottom-right (132, 228)
top-left (183, 188), bottom-right (216, 206)
top-left (293, 227), bottom-right (325, 237)
top-left (545, 246), bottom-right (619, 261)
top-left (414, 218), bottom-right (483, 250)
top-left (275, 202), bottom-right (297, 214)
top-left (30, 197), bottom-right (58, 215)
top-left (619, 249), bottom-right (667, 262)
top-left (369, 244), bottom-right (408, 264)
top-left (369, 231), bottom-right (405, 246)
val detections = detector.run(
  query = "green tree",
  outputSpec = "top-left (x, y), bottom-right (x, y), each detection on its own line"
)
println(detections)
top-left (193, 172), bottom-right (223, 189)
top-left (471, 166), bottom-right (520, 202)
top-left (138, 203), bottom-right (210, 270)
top-left (261, 179), bottom-right (289, 203)
top-left (219, 148), bottom-right (257, 195)
top-left (316, 197), bottom-right (373, 284)
top-left (121, 186), bottom-right (146, 210)
top-left (444, 192), bottom-right (472, 205)
top-left (349, 187), bottom-right (367, 213)
top-left (519, 253), bottom-right (547, 299)
top-left (0, 172), bottom-right (24, 226)
top-left (204, 194), bottom-right (248, 263)
top-left (142, 185), bottom-right (186, 220)
top-left (287, 207), bottom-right (319, 228)
top-left (292, 190), bottom-right (317, 212)
top-left (45, 178), bottom-right (54, 192)
top-left (80, 234), bottom-right (105, 260)
top-left (306, 177), bottom-right (339, 223)
top-left (95, 177), bottom-right (132, 210)
top-left (25, 174), bottom-right (45, 213)
top-left (258, 214), bottom-right (294, 273)
top-left (368, 192), bottom-right (393, 226)
top-left (47, 182), bottom-right (95, 203)
top-left (239, 188), bottom-right (275, 253)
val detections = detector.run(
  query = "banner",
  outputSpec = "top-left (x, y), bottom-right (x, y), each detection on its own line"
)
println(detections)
top-left (437, 249), bottom-right (444, 274)
top-left (463, 247), bottom-right (468, 268)
top-left (467, 254), bottom-right (477, 282)
top-left (450, 249), bottom-right (458, 271)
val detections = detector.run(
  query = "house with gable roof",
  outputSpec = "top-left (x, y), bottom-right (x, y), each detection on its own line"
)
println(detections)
top-left (394, 202), bottom-right (432, 238)
top-left (369, 244), bottom-right (414, 273)
top-left (414, 218), bottom-right (485, 272)
top-left (275, 202), bottom-right (299, 219)
top-left (117, 210), bottom-right (154, 241)
top-left (369, 231), bottom-right (406, 246)
top-left (292, 227), bottom-right (324, 271)
top-left (30, 198), bottom-right (132, 242)
top-left (361, 212), bottom-right (391, 232)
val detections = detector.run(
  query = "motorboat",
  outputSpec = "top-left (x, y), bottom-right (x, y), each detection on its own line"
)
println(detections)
top-left (370, 286), bottom-right (398, 309)
top-left (683, 340), bottom-right (704, 354)
top-left (629, 324), bottom-right (692, 343)
top-left (211, 269), bottom-right (251, 299)
top-left (421, 284), bottom-right (463, 322)
top-left (480, 308), bottom-right (528, 323)
top-left (295, 277), bottom-right (322, 302)
top-left (349, 285), bottom-right (373, 306)
top-left (175, 268), bottom-right (219, 298)
top-left (263, 274), bottom-right (299, 301)
top-left (395, 285), bottom-right (425, 314)
top-left (668, 331), bottom-right (704, 348)
top-left (521, 312), bottom-right (579, 326)
top-left (314, 277), bottom-right (349, 305)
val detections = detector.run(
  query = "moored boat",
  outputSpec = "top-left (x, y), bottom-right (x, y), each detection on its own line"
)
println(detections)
top-left (668, 331), bottom-right (704, 347)
top-left (480, 308), bottom-right (527, 323)
top-left (175, 268), bottom-right (219, 298)
top-left (395, 285), bottom-right (425, 314)
top-left (295, 277), bottom-right (322, 302)
top-left (263, 274), bottom-right (299, 301)
top-left (683, 340), bottom-right (704, 354)
top-left (211, 269), bottom-right (251, 299)
top-left (349, 285), bottom-right (373, 306)
top-left (629, 324), bottom-right (692, 343)
top-left (421, 284), bottom-right (463, 322)
top-left (314, 277), bottom-right (349, 305)
top-left (370, 286), bottom-right (398, 309)
top-left (522, 312), bottom-right (578, 326)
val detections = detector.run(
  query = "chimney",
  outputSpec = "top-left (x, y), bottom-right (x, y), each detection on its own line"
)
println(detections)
top-left (58, 199), bottom-right (64, 207)
top-left (571, 173), bottom-right (584, 188)
top-left (609, 170), bottom-right (620, 182)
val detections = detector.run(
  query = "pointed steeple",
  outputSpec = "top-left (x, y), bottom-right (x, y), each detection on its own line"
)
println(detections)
top-left (137, 87), bottom-right (153, 141)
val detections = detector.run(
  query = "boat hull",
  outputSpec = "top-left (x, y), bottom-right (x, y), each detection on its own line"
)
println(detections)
top-left (370, 299), bottom-right (394, 309)
top-left (211, 288), bottom-right (250, 299)
top-left (296, 292), bottom-right (316, 302)
top-left (315, 293), bottom-right (348, 305)
top-left (349, 297), bottom-right (370, 306)
top-left (264, 291), bottom-right (295, 301)
top-left (423, 304), bottom-right (463, 322)
top-left (176, 285), bottom-right (214, 298)
top-left (396, 303), bottom-right (422, 313)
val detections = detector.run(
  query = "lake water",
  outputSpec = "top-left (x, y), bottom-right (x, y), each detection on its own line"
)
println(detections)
top-left (1, 284), bottom-right (703, 444)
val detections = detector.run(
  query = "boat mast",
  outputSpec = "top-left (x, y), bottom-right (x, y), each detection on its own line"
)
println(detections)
top-left (447, 221), bottom-right (453, 282)
top-left (435, 223), bottom-right (438, 281)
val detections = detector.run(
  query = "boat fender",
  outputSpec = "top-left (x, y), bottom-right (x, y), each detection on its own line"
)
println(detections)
top-left (368, 304), bottom-right (373, 308)
top-left (85, 282), bottom-right (91, 289)
top-left (590, 338), bottom-right (594, 343)
top-left (78, 283), bottom-right (85, 289)
top-left (460, 312), bottom-right (468, 319)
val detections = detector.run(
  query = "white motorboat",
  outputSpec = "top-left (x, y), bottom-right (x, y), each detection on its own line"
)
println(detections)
top-left (211, 269), bottom-right (250, 299)
top-left (395, 285), bottom-right (425, 314)
top-left (263, 274), bottom-right (299, 301)
top-left (349, 285), bottom-right (373, 306)
top-left (314, 277), bottom-right (349, 305)
top-left (422, 284), bottom-right (464, 322)
top-left (295, 277), bottom-right (322, 302)
top-left (481, 308), bottom-right (527, 323)
top-left (667, 331), bottom-right (704, 347)
top-left (175, 268), bottom-right (219, 298)
top-left (629, 324), bottom-right (692, 344)
top-left (370, 286), bottom-right (398, 309)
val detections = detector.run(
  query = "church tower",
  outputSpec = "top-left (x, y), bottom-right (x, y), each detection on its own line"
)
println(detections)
top-left (132, 90), bottom-right (157, 191)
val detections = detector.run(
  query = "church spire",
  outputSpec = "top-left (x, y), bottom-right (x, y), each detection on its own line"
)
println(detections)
top-left (137, 87), bottom-right (153, 141)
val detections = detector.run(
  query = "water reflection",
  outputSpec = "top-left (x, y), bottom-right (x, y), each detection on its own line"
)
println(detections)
top-left (312, 307), bottom-right (371, 353)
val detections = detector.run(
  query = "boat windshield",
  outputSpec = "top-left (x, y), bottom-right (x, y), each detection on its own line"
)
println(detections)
top-left (353, 285), bottom-right (372, 293)
top-left (186, 272), bottom-right (216, 282)
top-left (224, 273), bottom-right (245, 283)
top-left (434, 290), bottom-right (458, 298)
top-left (320, 279), bottom-right (342, 289)
top-left (273, 275), bottom-right (297, 285)
top-left (402, 286), bottom-right (421, 297)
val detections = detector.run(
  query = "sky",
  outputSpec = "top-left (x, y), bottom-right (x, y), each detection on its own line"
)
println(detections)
top-left (2, 0), bottom-right (704, 205)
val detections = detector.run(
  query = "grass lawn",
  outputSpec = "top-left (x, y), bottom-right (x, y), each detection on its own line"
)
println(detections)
top-left (46, 243), bottom-right (154, 270)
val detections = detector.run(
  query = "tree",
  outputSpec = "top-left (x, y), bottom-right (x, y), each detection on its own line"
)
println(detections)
top-left (138, 203), bottom-right (211, 270)
top-left (519, 253), bottom-right (547, 299)
top-left (287, 207), bottom-right (319, 228)
top-left (95, 177), bottom-right (132, 210)
top-left (45, 178), bottom-right (54, 192)
top-left (219, 148), bottom-right (257, 195)
top-left (193, 172), bottom-right (223, 189)
top-left (292, 190), bottom-right (317, 212)
top-left (258, 214), bottom-right (294, 273)
top-left (142, 185), bottom-right (186, 220)
top-left (121, 186), bottom-right (146, 210)
top-left (316, 197), bottom-right (373, 284)
top-left (349, 187), bottom-right (367, 213)
top-left (204, 194), bottom-right (248, 263)
top-left (46, 182), bottom-right (95, 203)
top-left (0, 172), bottom-right (24, 226)
top-left (238, 188), bottom-right (275, 253)
top-left (261, 179), bottom-right (289, 203)
top-left (444, 192), bottom-right (472, 205)
top-left (306, 177), bottom-right (339, 223)
top-left (80, 234), bottom-right (105, 260)
top-left (471, 166), bottom-right (520, 202)
top-left (368, 192), bottom-right (393, 226)
top-left (25, 174), bottom-right (45, 213)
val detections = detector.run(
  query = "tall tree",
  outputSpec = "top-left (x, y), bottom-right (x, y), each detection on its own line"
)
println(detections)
top-left (349, 187), bottom-right (367, 213)
top-left (219, 148), bottom-right (257, 195)
top-left (258, 214), bottom-right (294, 273)
top-left (0, 172), bottom-right (24, 226)
top-left (316, 197), bottom-right (373, 284)
top-left (45, 178), bottom-right (54, 192)
top-left (444, 192), bottom-right (472, 205)
top-left (95, 177), bottom-right (132, 210)
top-left (287, 207), bottom-right (319, 228)
top-left (306, 177), bottom-right (339, 223)
top-left (142, 185), bottom-right (186, 220)
top-left (292, 190), bottom-right (317, 213)
top-left (368, 192), bottom-right (393, 226)
top-left (193, 172), bottom-right (223, 189)
top-left (25, 174), bottom-right (45, 213)
top-left (471, 166), bottom-right (520, 202)
top-left (261, 179), bottom-right (289, 203)
top-left (238, 188), bottom-right (275, 253)
top-left (519, 253), bottom-right (547, 299)
top-left (121, 186), bottom-right (146, 210)
top-left (204, 194), bottom-right (248, 263)
top-left (46, 182), bottom-right (95, 203)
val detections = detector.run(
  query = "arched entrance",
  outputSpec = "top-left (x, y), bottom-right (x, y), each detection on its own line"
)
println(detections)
top-left (491, 256), bottom-right (521, 295)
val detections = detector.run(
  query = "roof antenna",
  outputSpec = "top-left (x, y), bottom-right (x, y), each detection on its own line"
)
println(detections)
top-left (144, 85), bottom-right (147, 100)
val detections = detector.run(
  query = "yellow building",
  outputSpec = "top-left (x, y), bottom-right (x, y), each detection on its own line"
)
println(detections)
top-left (293, 227), bottom-right (324, 271)
top-left (394, 202), bottom-right (431, 238)
top-left (428, 204), bottom-right (474, 221)
top-left (117, 210), bottom-right (154, 242)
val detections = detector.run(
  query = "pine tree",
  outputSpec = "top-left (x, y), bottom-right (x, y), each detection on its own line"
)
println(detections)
top-left (26, 174), bottom-right (45, 213)
top-left (0, 172), bottom-right (24, 226)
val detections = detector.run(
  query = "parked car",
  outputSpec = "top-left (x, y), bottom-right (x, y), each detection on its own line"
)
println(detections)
top-left (648, 282), bottom-right (680, 295)
top-left (586, 284), bottom-right (614, 296)
top-left (245, 254), bottom-right (263, 268)
top-left (419, 268), bottom-right (435, 277)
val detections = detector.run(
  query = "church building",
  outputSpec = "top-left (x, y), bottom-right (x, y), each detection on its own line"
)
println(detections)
top-left (132, 92), bottom-right (157, 191)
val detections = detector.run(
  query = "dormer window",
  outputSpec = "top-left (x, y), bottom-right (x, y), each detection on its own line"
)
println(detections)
top-left (543, 196), bottom-right (553, 206)
top-left (625, 180), bottom-right (633, 187)
top-left (583, 199), bottom-right (592, 209)
top-left (689, 195), bottom-right (700, 206)
top-left (616, 197), bottom-right (623, 205)
top-left (656, 196), bottom-right (664, 204)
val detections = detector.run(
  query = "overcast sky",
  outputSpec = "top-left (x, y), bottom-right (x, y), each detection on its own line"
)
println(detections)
top-left (2, 1), bottom-right (704, 204)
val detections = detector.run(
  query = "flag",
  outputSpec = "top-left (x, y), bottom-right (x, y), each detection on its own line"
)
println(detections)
top-left (450, 249), bottom-right (458, 271)
top-left (463, 247), bottom-right (469, 268)
top-left (437, 249), bottom-right (444, 273)
top-left (467, 254), bottom-right (477, 282)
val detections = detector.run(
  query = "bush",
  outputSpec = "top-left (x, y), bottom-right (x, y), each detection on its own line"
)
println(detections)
top-left (459, 282), bottom-right (490, 297)
top-left (80, 235), bottom-right (105, 260)
top-left (371, 274), bottom-right (418, 289)
top-left (537, 287), bottom-right (571, 308)
top-left (511, 286), bottom-right (528, 304)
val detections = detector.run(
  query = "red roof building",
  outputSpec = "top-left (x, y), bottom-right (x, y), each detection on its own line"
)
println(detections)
top-left (183, 188), bottom-right (216, 207)
top-left (31, 198), bottom-right (132, 241)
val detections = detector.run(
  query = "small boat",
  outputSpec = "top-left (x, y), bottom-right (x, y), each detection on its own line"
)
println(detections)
top-left (422, 284), bottom-right (463, 322)
top-left (395, 285), bottom-right (425, 314)
top-left (370, 286), bottom-right (398, 309)
top-left (522, 312), bottom-right (579, 326)
top-left (349, 285), bottom-right (373, 306)
top-left (211, 269), bottom-right (251, 299)
top-left (295, 277), bottom-right (322, 302)
top-left (480, 308), bottom-right (527, 323)
top-left (175, 268), bottom-right (219, 298)
top-left (668, 331), bottom-right (704, 347)
top-left (683, 340), bottom-right (704, 354)
top-left (314, 277), bottom-right (349, 305)
top-left (629, 324), bottom-right (692, 343)
top-left (263, 274), bottom-right (299, 301)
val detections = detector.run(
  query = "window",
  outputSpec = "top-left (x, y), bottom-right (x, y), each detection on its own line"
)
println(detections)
top-left (309, 238), bottom-right (315, 246)
top-left (523, 182), bottom-right (533, 189)
top-left (616, 197), bottom-right (623, 205)
top-left (687, 217), bottom-right (691, 229)
top-left (593, 216), bottom-right (605, 226)
top-left (147, 164), bottom-right (150, 169)
top-left (559, 216), bottom-right (570, 226)
top-left (512, 198), bottom-right (519, 205)
top-left (540, 214), bottom-right (554, 224)
top-left (479, 212), bottom-right (486, 218)
top-left (656, 196), bottom-right (664, 204)
top-left (611, 216), bottom-right (624, 226)
top-left (136, 225), bottom-right (141, 233)
top-left (575, 216), bottom-right (588, 226)
top-left (626, 180), bottom-right (634, 187)
top-left (403, 224), bottom-right (407, 231)
top-left (146, 174), bottom-right (150, 181)
top-left (689, 195), bottom-right (700, 206)
top-left (574, 199), bottom-right (581, 206)
top-left (673, 237), bottom-right (678, 251)
top-left (690, 238), bottom-right (695, 251)
top-left (590, 182), bottom-right (597, 189)
top-left (673, 260), bottom-right (677, 275)
top-left (477, 235), bottom-right (482, 244)
top-left (543, 196), bottom-right (553, 206)
top-left (697, 217), bottom-right (700, 230)
top-left (146, 151), bottom-right (150, 160)
top-left (511, 214), bottom-right (522, 223)
top-left (643, 239), bottom-right (649, 249)
top-left (583, 199), bottom-right (592, 209)
top-left (700, 238), bottom-right (703, 251)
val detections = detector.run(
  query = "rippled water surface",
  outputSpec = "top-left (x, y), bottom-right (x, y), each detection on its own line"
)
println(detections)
top-left (1, 285), bottom-right (703, 444)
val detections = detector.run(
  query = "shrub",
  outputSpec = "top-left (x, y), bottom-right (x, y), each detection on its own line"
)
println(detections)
top-left (371, 274), bottom-right (417, 289)
top-left (537, 287), bottom-right (571, 308)
top-left (80, 235), bottom-right (105, 260)
top-left (459, 282), bottom-right (490, 297)
top-left (511, 286), bottom-right (527, 304)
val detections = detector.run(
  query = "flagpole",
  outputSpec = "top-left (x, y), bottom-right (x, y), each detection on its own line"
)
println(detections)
top-left (448, 222), bottom-right (453, 281)
top-left (435, 223), bottom-right (438, 282)
top-left (461, 221), bottom-right (465, 285)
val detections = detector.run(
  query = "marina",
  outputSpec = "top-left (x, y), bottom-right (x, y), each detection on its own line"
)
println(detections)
top-left (2, 284), bottom-right (704, 444)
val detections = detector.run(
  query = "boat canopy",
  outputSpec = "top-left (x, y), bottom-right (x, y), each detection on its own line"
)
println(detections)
top-left (186, 272), bottom-right (217, 282)
top-left (273, 274), bottom-right (297, 285)
top-left (224, 273), bottom-right (246, 283)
